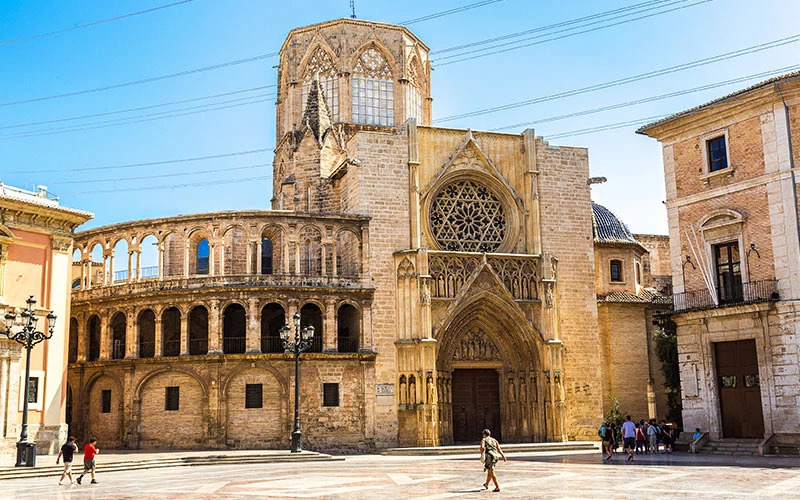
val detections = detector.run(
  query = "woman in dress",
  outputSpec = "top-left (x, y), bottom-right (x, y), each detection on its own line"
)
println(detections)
top-left (480, 429), bottom-right (507, 492)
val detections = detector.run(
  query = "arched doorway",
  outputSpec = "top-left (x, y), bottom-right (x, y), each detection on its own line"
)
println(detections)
top-left (435, 291), bottom-right (549, 445)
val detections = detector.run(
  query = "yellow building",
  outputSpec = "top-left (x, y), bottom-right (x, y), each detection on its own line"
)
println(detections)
top-left (0, 183), bottom-right (92, 464)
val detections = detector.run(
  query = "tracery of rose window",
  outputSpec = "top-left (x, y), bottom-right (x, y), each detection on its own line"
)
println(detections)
top-left (352, 47), bottom-right (394, 126)
top-left (302, 48), bottom-right (339, 119)
top-left (429, 180), bottom-right (506, 252)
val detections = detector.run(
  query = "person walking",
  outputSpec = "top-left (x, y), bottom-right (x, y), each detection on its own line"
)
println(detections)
top-left (621, 415), bottom-right (636, 462)
top-left (76, 437), bottom-right (99, 485)
top-left (634, 422), bottom-right (646, 455)
top-left (662, 421), bottom-right (675, 454)
top-left (647, 419), bottom-right (659, 453)
top-left (602, 422), bottom-right (615, 461)
top-left (479, 429), bottom-right (507, 492)
top-left (639, 419), bottom-right (649, 454)
top-left (56, 436), bottom-right (78, 485)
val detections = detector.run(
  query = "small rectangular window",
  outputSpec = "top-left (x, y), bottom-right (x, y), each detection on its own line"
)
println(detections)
top-left (165, 386), bottom-right (180, 411)
top-left (245, 384), bottom-right (263, 409)
top-left (323, 383), bottom-right (339, 407)
top-left (610, 260), bottom-right (623, 282)
top-left (707, 135), bottom-right (728, 172)
top-left (27, 377), bottom-right (39, 404)
top-left (101, 390), bottom-right (111, 413)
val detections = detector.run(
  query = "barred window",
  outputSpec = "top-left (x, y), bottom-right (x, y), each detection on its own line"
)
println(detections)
top-left (165, 386), bottom-right (180, 411)
top-left (352, 47), bottom-right (394, 126)
top-left (27, 377), bottom-right (39, 404)
top-left (245, 384), bottom-right (263, 409)
top-left (301, 47), bottom-right (338, 119)
top-left (101, 390), bottom-right (111, 414)
top-left (323, 383), bottom-right (339, 407)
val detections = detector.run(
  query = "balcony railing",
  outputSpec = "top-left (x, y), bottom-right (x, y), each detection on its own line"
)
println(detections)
top-left (672, 279), bottom-right (778, 312)
top-left (188, 338), bottom-right (208, 355)
top-left (223, 336), bottom-right (246, 354)
top-left (162, 339), bottom-right (181, 357)
top-left (261, 336), bottom-right (284, 354)
top-left (338, 336), bottom-right (359, 353)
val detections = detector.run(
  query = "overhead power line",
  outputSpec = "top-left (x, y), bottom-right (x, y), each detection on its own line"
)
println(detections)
top-left (434, 0), bottom-right (713, 66)
top-left (6, 148), bottom-right (271, 175)
top-left (0, 0), bottom-right (194, 46)
top-left (435, 32), bottom-right (800, 123)
top-left (64, 175), bottom-right (273, 195)
top-left (544, 114), bottom-right (672, 140)
top-left (492, 64), bottom-right (800, 131)
top-left (1, 92), bottom-right (275, 140)
top-left (399, 0), bottom-right (503, 25)
top-left (1, 85), bottom-right (274, 131)
top-left (0, 52), bottom-right (278, 108)
top-left (432, 0), bottom-right (669, 55)
top-left (50, 162), bottom-right (272, 185)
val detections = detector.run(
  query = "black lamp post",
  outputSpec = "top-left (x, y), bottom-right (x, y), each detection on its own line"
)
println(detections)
top-left (280, 312), bottom-right (314, 453)
top-left (3, 296), bottom-right (56, 467)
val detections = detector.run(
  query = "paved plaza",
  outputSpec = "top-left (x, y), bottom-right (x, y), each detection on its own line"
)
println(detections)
top-left (3, 450), bottom-right (800, 499)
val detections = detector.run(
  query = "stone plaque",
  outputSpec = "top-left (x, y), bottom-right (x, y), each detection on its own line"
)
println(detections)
top-left (376, 384), bottom-right (394, 405)
top-left (680, 363), bottom-right (699, 398)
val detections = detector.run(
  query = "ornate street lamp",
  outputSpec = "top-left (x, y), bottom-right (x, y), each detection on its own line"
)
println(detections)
top-left (280, 312), bottom-right (314, 453)
top-left (2, 296), bottom-right (56, 467)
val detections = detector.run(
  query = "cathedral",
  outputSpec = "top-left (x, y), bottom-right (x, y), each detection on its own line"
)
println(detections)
top-left (65, 18), bottom-right (669, 451)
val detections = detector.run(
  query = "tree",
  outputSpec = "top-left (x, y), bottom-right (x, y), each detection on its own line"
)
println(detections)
top-left (654, 315), bottom-right (683, 427)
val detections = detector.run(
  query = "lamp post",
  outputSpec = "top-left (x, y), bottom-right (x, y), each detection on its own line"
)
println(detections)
top-left (2, 296), bottom-right (56, 467)
top-left (280, 312), bottom-right (314, 453)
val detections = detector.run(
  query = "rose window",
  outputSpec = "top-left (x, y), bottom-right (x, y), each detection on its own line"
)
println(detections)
top-left (430, 180), bottom-right (506, 252)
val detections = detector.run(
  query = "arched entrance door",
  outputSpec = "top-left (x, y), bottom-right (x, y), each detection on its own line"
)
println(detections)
top-left (452, 368), bottom-right (501, 442)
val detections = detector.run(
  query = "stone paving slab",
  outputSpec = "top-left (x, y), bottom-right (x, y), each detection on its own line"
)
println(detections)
top-left (2, 449), bottom-right (800, 499)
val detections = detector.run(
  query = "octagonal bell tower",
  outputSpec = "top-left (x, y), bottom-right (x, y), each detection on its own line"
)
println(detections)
top-left (275, 18), bottom-right (432, 143)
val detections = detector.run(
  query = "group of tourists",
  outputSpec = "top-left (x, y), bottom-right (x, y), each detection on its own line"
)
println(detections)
top-left (599, 415), bottom-right (677, 461)
top-left (56, 436), bottom-right (99, 485)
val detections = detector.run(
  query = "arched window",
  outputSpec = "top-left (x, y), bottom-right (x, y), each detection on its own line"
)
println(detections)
top-left (139, 235), bottom-right (159, 279)
top-left (352, 46), bottom-right (394, 126)
top-left (188, 306), bottom-right (208, 355)
top-left (261, 238), bottom-right (273, 275)
top-left (112, 239), bottom-right (129, 283)
top-left (110, 312), bottom-right (126, 359)
top-left (162, 307), bottom-right (181, 356)
top-left (302, 47), bottom-right (338, 119)
top-left (223, 303), bottom-right (246, 354)
top-left (68, 318), bottom-right (78, 363)
top-left (635, 261), bottom-right (642, 286)
top-left (337, 304), bottom-right (359, 353)
top-left (196, 239), bottom-right (210, 275)
top-left (300, 303), bottom-right (323, 353)
top-left (138, 309), bottom-right (156, 358)
top-left (87, 315), bottom-right (101, 361)
top-left (261, 303), bottom-right (285, 353)
top-left (610, 260), bottom-right (623, 282)
top-left (406, 56), bottom-right (423, 121)
top-left (299, 227), bottom-right (322, 275)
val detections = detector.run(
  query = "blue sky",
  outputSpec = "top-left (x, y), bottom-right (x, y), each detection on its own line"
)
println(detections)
top-left (1, 0), bottom-right (798, 234)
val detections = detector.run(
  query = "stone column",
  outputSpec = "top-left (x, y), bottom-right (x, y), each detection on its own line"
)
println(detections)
top-left (321, 243), bottom-right (327, 276)
top-left (158, 242), bottom-right (164, 280)
top-left (125, 309), bottom-right (137, 358)
top-left (154, 314), bottom-right (163, 357)
top-left (283, 239), bottom-right (290, 274)
top-left (245, 240), bottom-right (253, 274)
top-left (246, 298), bottom-right (261, 353)
top-left (360, 299), bottom-right (373, 351)
top-left (77, 312), bottom-right (87, 362)
top-left (103, 252), bottom-right (110, 285)
top-left (361, 227), bottom-right (370, 276)
top-left (0, 247), bottom-right (7, 300)
top-left (180, 312), bottom-right (189, 355)
top-left (331, 242), bottom-right (338, 276)
top-left (208, 300), bottom-right (222, 354)
top-left (294, 240), bottom-right (301, 274)
top-left (183, 241), bottom-right (190, 278)
top-left (210, 243), bottom-right (217, 276)
top-left (135, 250), bottom-right (142, 281)
top-left (324, 299), bottom-right (337, 352)
top-left (127, 250), bottom-right (133, 283)
top-left (256, 239), bottom-right (263, 274)
top-left (99, 312), bottom-right (110, 360)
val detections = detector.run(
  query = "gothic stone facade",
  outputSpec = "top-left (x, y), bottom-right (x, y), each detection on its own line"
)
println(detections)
top-left (640, 71), bottom-right (800, 452)
top-left (66, 19), bottom-right (670, 451)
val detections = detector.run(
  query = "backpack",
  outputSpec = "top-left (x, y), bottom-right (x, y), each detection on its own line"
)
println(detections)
top-left (598, 425), bottom-right (605, 439)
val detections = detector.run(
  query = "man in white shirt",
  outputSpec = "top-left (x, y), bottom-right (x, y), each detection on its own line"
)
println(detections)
top-left (621, 415), bottom-right (637, 462)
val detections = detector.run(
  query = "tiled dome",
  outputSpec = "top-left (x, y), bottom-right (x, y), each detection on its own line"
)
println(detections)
top-left (592, 202), bottom-right (637, 244)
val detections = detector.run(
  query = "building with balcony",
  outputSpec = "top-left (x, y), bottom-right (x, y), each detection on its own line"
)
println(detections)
top-left (639, 71), bottom-right (800, 452)
top-left (66, 18), bottom-right (672, 451)
top-left (0, 184), bottom-right (92, 464)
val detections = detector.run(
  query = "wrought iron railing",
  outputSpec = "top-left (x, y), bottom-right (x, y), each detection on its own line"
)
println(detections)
top-left (162, 339), bottom-right (181, 357)
top-left (188, 338), bottom-right (207, 355)
top-left (261, 336), bottom-right (284, 353)
top-left (672, 279), bottom-right (778, 312)
top-left (140, 266), bottom-right (159, 279)
top-left (223, 336), bottom-right (246, 354)
top-left (139, 341), bottom-right (155, 358)
top-left (337, 336), bottom-right (359, 353)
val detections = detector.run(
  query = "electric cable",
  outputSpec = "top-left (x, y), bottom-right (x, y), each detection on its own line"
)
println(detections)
top-left (435, 32), bottom-right (800, 123)
top-left (0, 0), bottom-right (194, 46)
top-left (49, 162), bottom-right (272, 185)
top-left (63, 175), bottom-right (272, 195)
top-left (399, 0), bottom-right (503, 25)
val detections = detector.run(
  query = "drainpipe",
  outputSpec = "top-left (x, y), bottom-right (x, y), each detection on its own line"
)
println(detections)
top-left (776, 82), bottom-right (800, 297)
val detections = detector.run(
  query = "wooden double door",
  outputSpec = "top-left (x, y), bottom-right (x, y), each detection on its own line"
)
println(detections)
top-left (715, 339), bottom-right (765, 438)
top-left (452, 369), bottom-right (501, 443)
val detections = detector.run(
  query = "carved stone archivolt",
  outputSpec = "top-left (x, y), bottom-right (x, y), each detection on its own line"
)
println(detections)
top-left (452, 328), bottom-right (500, 361)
